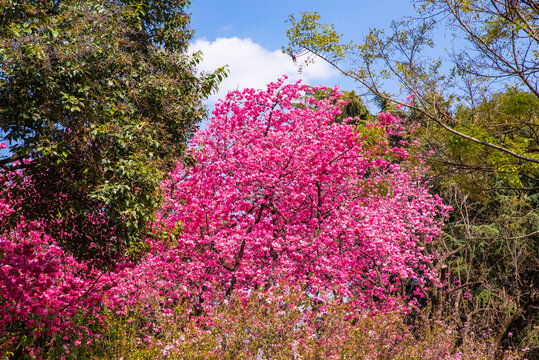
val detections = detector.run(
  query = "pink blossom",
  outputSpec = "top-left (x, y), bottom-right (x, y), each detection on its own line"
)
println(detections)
top-left (152, 79), bottom-right (448, 310)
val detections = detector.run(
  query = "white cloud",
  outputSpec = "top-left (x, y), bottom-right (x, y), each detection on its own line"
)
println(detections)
top-left (189, 37), bottom-right (338, 103)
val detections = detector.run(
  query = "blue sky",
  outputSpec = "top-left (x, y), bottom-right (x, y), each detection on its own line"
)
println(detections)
top-left (189, 1), bottom-right (417, 50)
top-left (188, 1), bottom-right (419, 103)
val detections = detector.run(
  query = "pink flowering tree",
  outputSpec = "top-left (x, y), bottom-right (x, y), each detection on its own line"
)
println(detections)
top-left (0, 188), bottom-right (109, 357)
top-left (155, 78), bottom-right (448, 310)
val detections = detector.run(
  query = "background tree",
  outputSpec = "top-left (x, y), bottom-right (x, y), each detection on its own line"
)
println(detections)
top-left (0, 0), bottom-right (226, 261)
top-left (284, 1), bottom-right (538, 356)
top-left (307, 88), bottom-right (374, 124)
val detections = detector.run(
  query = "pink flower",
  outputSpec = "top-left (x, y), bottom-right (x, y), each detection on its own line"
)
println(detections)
top-left (154, 78), bottom-right (448, 311)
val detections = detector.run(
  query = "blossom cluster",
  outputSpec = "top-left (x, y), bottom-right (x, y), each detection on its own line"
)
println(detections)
top-left (0, 203), bottom-right (107, 355)
top-left (154, 79), bottom-right (448, 309)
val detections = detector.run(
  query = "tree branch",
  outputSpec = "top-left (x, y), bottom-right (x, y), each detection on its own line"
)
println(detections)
top-left (290, 51), bottom-right (539, 164)
top-left (0, 152), bottom-right (31, 171)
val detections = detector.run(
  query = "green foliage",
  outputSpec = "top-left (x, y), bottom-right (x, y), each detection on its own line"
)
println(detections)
top-left (433, 185), bottom-right (539, 357)
top-left (0, 0), bottom-right (226, 260)
top-left (424, 88), bottom-right (539, 196)
top-left (304, 88), bottom-right (374, 124)
top-left (336, 90), bottom-right (374, 123)
top-left (284, 12), bottom-right (352, 68)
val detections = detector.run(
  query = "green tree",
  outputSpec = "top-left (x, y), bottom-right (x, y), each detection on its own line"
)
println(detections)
top-left (429, 88), bottom-right (539, 193)
top-left (303, 88), bottom-right (374, 124)
top-left (0, 0), bottom-right (226, 261)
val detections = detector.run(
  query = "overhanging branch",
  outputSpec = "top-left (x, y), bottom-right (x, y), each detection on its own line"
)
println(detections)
top-left (289, 50), bottom-right (539, 164)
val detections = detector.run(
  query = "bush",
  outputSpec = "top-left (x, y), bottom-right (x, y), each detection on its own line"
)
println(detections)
top-left (93, 285), bottom-right (524, 359)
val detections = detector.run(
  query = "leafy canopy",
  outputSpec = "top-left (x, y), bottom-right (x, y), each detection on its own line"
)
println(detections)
top-left (0, 0), bottom-right (226, 260)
